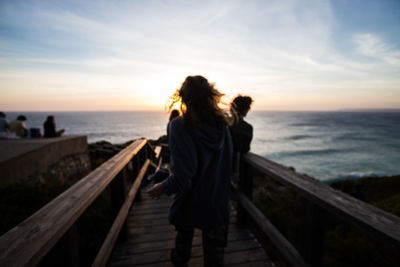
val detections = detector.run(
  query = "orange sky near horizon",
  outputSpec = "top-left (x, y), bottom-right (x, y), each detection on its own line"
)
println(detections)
top-left (1, 1), bottom-right (399, 112)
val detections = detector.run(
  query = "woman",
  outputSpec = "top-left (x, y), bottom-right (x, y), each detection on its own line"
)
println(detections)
top-left (147, 75), bottom-right (233, 267)
top-left (44, 115), bottom-right (65, 138)
top-left (229, 95), bottom-right (253, 154)
top-left (167, 109), bottom-right (180, 139)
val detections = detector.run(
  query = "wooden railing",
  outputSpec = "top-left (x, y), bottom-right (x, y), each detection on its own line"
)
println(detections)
top-left (234, 152), bottom-right (400, 267)
top-left (0, 139), bottom-right (161, 267)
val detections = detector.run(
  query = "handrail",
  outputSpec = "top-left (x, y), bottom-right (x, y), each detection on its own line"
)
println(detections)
top-left (92, 159), bottom-right (151, 267)
top-left (232, 184), bottom-right (309, 267)
top-left (0, 139), bottom-right (148, 267)
top-left (242, 152), bottom-right (400, 247)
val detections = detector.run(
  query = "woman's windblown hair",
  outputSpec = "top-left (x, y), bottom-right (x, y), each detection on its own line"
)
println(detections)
top-left (167, 75), bottom-right (231, 129)
top-left (230, 95), bottom-right (253, 123)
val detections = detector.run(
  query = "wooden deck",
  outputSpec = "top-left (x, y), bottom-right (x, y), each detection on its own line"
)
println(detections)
top-left (108, 192), bottom-right (274, 267)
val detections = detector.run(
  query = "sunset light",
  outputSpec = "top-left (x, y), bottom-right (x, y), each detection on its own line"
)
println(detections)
top-left (0, 0), bottom-right (399, 111)
top-left (1, 2), bottom-right (399, 266)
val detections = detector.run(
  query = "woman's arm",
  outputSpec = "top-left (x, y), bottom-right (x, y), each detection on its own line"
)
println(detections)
top-left (147, 119), bottom-right (198, 198)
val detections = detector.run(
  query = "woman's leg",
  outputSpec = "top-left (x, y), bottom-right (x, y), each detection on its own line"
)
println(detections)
top-left (202, 225), bottom-right (228, 267)
top-left (171, 225), bottom-right (194, 267)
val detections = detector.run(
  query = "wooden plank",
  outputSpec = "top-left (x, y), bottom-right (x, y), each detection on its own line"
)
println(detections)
top-left (109, 240), bottom-right (268, 267)
top-left (243, 152), bottom-right (400, 247)
top-left (129, 201), bottom-right (170, 208)
top-left (130, 200), bottom-right (171, 209)
top-left (0, 139), bottom-right (148, 267)
top-left (237, 159), bottom-right (253, 227)
top-left (227, 261), bottom-right (274, 267)
top-left (92, 159), bottom-right (151, 267)
top-left (126, 224), bottom-right (173, 235)
top-left (142, 247), bottom-right (271, 267)
top-left (233, 186), bottom-right (309, 267)
top-left (154, 146), bottom-right (162, 160)
top-left (65, 224), bottom-right (80, 267)
top-left (126, 217), bottom-right (170, 227)
top-left (123, 227), bottom-right (254, 249)
top-left (127, 211), bottom-right (169, 221)
top-left (128, 204), bottom-right (170, 214)
top-left (109, 189), bottom-right (270, 267)
top-left (157, 156), bottom-right (163, 168)
top-left (148, 160), bottom-right (158, 169)
top-left (301, 201), bottom-right (325, 267)
top-left (112, 231), bottom-right (256, 258)
top-left (126, 217), bottom-right (238, 240)
top-left (110, 171), bottom-right (127, 218)
top-left (109, 193), bottom-right (271, 267)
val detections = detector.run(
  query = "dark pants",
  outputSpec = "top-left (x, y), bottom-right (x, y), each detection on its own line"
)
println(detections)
top-left (171, 225), bottom-right (228, 267)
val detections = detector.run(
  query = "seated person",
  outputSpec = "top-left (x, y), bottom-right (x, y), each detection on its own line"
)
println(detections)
top-left (0, 112), bottom-right (10, 133)
top-left (9, 115), bottom-right (28, 137)
top-left (44, 115), bottom-right (65, 137)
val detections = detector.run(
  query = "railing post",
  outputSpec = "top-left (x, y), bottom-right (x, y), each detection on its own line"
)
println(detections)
top-left (237, 154), bottom-right (253, 227)
top-left (44, 223), bottom-right (80, 267)
top-left (111, 168), bottom-right (130, 241)
top-left (133, 154), bottom-right (140, 178)
top-left (301, 200), bottom-right (325, 267)
top-left (126, 160), bottom-right (133, 183)
top-left (135, 147), bottom-right (148, 202)
top-left (161, 144), bottom-right (170, 163)
top-left (110, 167), bottom-right (128, 233)
top-left (65, 223), bottom-right (80, 267)
top-left (144, 144), bottom-right (151, 176)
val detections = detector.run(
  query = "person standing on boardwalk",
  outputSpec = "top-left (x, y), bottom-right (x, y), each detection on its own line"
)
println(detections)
top-left (229, 95), bottom-right (253, 193)
top-left (167, 109), bottom-right (180, 139)
top-left (147, 75), bottom-right (233, 267)
top-left (229, 95), bottom-right (253, 155)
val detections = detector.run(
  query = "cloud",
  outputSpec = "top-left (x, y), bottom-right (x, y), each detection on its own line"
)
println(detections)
top-left (0, 0), bottom-right (399, 110)
top-left (354, 33), bottom-right (400, 66)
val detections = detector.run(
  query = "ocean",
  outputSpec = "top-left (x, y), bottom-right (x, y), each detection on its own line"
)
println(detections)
top-left (5, 110), bottom-right (400, 183)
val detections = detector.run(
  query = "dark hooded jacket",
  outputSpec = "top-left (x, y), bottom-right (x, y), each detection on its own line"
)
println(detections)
top-left (161, 117), bottom-right (233, 228)
top-left (229, 116), bottom-right (253, 154)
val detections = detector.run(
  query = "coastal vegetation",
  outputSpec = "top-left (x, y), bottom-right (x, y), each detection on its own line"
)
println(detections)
top-left (253, 173), bottom-right (400, 267)
top-left (330, 176), bottom-right (400, 217)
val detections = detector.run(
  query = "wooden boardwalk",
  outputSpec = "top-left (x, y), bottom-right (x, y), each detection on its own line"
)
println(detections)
top-left (108, 192), bottom-right (274, 267)
top-left (2, 140), bottom-right (399, 267)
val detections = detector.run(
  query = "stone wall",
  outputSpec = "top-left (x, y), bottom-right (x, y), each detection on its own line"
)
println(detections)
top-left (34, 153), bottom-right (91, 184)
top-left (0, 136), bottom-right (91, 188)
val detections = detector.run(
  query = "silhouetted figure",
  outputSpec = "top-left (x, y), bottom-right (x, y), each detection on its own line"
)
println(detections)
top-left (169, 109), bottom-right (180, 122)
top-left (167, 109), bottom-right (180, 139)
top-left (229, 95), bottom-right (253, 185)
top-left (229, 95), bottom-right (253, 154)
top-left (141, 110), bottom-right (180, 188)
top-left (0, 112), bottom-right (9, 133)
top-left (147, 75), bottom-right (233, 267)
top-left (44, 116), bottom-right (65, 137)
top-left (9, 115), bottom-right (28, 137)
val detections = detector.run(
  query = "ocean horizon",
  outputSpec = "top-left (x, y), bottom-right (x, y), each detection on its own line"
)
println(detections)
top-left (4, 110), bottom-right (400, 183)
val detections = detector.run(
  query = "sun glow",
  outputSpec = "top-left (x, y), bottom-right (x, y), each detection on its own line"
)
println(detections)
top-left (1, 0), bottom-right (399, 111)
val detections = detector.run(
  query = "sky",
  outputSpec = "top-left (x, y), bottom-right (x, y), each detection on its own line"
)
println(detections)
top-left (0, 0), bottom-right (399, 111)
